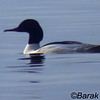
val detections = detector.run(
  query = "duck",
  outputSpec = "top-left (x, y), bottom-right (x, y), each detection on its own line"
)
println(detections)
top-left (4, 19), bottom-right (100, 54)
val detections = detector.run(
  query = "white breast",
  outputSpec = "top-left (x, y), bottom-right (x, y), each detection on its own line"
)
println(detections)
top-left (23, 44), bottom-right (40, 54)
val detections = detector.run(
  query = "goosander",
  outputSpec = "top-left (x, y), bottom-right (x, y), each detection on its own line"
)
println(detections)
top-left (4, 19), bottom-right (100, 54)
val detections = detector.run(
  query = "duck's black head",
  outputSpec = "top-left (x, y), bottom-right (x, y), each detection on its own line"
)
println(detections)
top-left (4, 19), bottom-right (43, 44)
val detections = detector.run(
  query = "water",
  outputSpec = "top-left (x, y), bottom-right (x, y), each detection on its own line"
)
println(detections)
top-left (0, 0), bottom-right (100, 100)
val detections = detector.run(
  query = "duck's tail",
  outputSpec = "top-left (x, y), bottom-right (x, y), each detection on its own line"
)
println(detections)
top-left (87, 45), bottom-right (100, 53)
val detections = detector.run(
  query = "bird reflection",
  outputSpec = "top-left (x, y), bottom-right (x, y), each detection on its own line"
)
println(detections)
top-left (18, 54), bottom-right (45, 84)
top-left (19, 53), bottom-right (45, 65)
top-left (8, 53), bottom-right (45, 73)
top-left (29, 53), bottom-right (45, 64)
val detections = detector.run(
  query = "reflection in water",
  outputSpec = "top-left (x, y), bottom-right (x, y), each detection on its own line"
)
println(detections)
top-left (19, 53), bottom-right (45, 65)
top-left (17, 53), bottom-right (45, 73)
top-left (8, 53), bottom-right (45, 73)
top-left (5, 54), bottom-right (45, 100)
top-left (29, 53), bottom-right (45, 64)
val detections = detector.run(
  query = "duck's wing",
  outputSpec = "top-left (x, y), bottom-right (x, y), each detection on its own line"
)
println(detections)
top-left (42, 41), bottom-right (82, 47)
top-left (34, 41), bottom-right (92, 54)
top-left (42, 41), bottom-right (100, 53)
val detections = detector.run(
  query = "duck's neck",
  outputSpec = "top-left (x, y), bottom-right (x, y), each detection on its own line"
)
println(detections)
top-left (23, 43), bottom-right (40, 54)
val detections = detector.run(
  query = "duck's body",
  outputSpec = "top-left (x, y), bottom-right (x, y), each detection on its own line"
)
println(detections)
top-left (4, 19), bottom-right (100, 54)
top-left (23, 41), bottom-right (100, 54)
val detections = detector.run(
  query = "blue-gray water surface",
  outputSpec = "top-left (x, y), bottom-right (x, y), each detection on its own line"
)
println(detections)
top-left (0, 0), bottom-right (100, 100)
